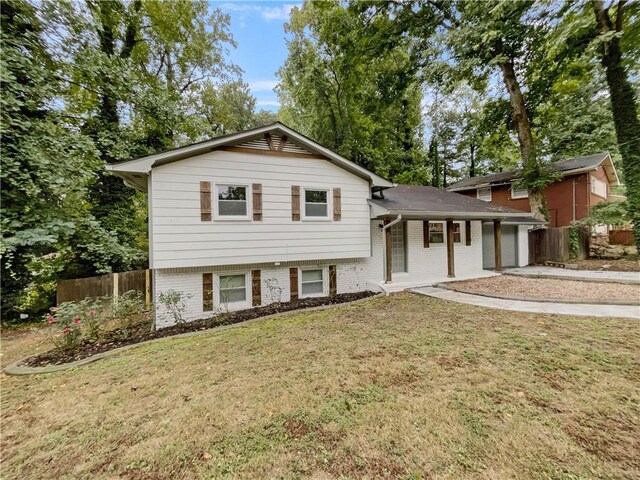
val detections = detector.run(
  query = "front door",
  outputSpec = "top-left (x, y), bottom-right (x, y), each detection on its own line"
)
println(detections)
top-left (391, 222), bottom-right (406, 273)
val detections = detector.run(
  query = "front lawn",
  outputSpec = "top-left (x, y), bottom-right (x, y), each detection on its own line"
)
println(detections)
top-left (1, 294), bottom-right (639, 479)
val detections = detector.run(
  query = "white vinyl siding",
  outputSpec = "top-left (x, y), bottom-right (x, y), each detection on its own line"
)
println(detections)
top-left (477, 187), bottom-right (492, 202)
top-left (591, 176), bottom-right (607, 198)
top-left (150, 149), bottom-right (371, 269)
top-left (511, 185), bottom-right (528, 199)
top-left (300, 268), bottom-right (325, 297)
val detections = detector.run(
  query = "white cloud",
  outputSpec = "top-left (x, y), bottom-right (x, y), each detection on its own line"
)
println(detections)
top-left (260, 4), bottom-right (297, 21)
top-left (249, 80), bottom-right (278, 92)
top-left (218, 2), bottom-right (299, 22)
top-left (256, 99), bottom-right (281, 107)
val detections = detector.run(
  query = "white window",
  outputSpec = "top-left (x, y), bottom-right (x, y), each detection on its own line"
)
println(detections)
top-left (511, 185), bottom-right (528, 199)
top-left (591, 176), bottom-right (607, 198)
top-left (300, 268), bottom-right (325, 297)
top-left (477, 187), bottom-right (492, 202)
top-left (216, 185), bottom-right (248, 218)
top-left (218, 273), bottom-right (247, 305)
top-left (429, 222), bottom-right (461, 244)
top-left (303, 188), bottom-right (329, 219)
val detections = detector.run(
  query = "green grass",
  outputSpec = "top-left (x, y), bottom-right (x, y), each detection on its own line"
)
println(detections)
top-left (1, 293), bottom-right (639, 479)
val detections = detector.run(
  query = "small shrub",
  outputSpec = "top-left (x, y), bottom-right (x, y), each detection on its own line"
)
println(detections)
top-left (157, 290), bottom-right (189, 325)
top-left (111, 290), bottom-right (147, 339)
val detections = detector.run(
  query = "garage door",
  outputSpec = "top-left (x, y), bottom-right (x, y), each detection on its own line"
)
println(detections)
top-left (482, 224), bottom-right (518, 269)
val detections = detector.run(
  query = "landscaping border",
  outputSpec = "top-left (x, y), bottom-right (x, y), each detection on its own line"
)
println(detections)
top-left (504, 271), bottom-right (640, 285)
top-left (4, 293), bottom-right (383, 376)
top-left (435, 282), bottom-right (640, 306)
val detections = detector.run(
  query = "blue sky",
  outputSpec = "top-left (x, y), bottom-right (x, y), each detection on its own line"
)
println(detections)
top-left (211, 1), bottom-right (300, 112)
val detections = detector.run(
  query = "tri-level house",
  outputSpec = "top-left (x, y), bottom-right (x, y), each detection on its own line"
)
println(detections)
top-left (446, 153), bottom-right (620, 229)
top-left (109, 123), bottom-right (539, 328)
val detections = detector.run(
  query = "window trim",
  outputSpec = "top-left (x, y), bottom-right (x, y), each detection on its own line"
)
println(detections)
top-left (299, 266), bottom-right (327, 298)
top-left (510, 185), bottom-right (529, 199)
top-left (429, 221), bottom-right (462, 245)
top-left (214, 183), bottom-right (251, 221)
top-left (477, 187), bottom-right (492, 202)
top-left (301, 187), bottom-right (331, 221)
top-left (216, 272), bottom-right (250, 309)
top-left (591, 175), bottom-right (608, 199)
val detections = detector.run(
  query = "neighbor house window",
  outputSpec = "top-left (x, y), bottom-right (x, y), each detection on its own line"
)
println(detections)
top-left (511, 185), bottom-right (528, 199)
top-left (218, 274), bottom-right (247, 305)
top-left (591, 176), bottom-right (607, 198)
top-left (304, 189), bottom-right (329, 218)
top-left (477, 187), bottom-right (492, 202)
top-left (300, 268), bottom-right (324, 297)
top-left (217, 185), bottom-right (248, 217)
top-left (429, 222), bottom-right (461, 243)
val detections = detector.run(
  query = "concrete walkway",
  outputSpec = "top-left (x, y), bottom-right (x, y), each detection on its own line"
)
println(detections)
top-left (506, 266), bottom-right (640, 284)
top-left (413, 286), bottom-right (640, 319)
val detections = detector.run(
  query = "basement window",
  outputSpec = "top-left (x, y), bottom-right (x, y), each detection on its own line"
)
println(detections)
top-left (300, 268), bottom-right (325, 297)
top-left (218, 273), bottom-right (247, 305)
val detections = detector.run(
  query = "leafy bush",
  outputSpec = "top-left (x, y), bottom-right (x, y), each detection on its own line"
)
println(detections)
top-left (43, 290), bottom-right (149, 351)
top-left (578, 200), bottom-right (629, 228)
top-left (157, 290), bottom-right (189, 325)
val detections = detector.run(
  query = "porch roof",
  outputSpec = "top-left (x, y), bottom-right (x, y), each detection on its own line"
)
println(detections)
top-left (369, 184), bottom-right (542, 223)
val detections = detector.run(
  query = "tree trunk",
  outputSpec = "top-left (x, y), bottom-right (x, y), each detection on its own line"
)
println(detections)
top-left (470, 143), bottom-right (476, 177)
top-left (499, 59), bottom-right (546, 220)
top-left (593, 0), bottom-right (640, 249)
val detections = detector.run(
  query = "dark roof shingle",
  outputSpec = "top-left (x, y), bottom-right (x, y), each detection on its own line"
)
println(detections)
top-left (446, 152), bottom-right (610, 191)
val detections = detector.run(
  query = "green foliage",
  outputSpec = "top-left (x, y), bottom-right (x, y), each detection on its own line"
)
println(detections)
top-left (157, 289), bottom-right (190, 325)
top-left (568, 225), bottom-right (581, 260)
top-left (2, 0), bottom-right (273, 321)
top-left (277, 1), bottom-right (427, 182)
top-left (578, 200), bottom-right (629, 228)
top-left (43, 290), bottom-right (148, 350)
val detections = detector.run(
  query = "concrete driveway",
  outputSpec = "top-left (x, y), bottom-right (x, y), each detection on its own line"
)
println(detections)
top-left (506, 266), bottom-right (640, 284)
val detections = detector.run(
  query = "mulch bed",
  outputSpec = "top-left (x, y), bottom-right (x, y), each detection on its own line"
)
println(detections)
top-left (23, 292), bottom-right (376, 368)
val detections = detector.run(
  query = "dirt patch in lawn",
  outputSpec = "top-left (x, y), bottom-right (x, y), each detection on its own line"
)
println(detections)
top-left (573, 258), bottom-right (640, 272)
top-left (444, 275), bottom-right (640, 303)
top-left (20, 291), bottom-right (376, 368)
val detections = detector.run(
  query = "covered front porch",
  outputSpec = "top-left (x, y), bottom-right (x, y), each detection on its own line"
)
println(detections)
top-left (367, 185), bottom-right (543, 291)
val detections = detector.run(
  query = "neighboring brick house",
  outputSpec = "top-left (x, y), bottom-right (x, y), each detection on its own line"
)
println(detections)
top-left (108, 122), bottom-right (538, 328)
top-left (446, 153), bottom-right (620, 228)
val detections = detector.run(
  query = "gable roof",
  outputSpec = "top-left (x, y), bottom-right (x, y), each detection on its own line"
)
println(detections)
top-left (369, 184), bottom-right (544, 223)
top-left (106, 122), bottom-right (393, 191)
top-left (446, 152), bottom-right (619, 192)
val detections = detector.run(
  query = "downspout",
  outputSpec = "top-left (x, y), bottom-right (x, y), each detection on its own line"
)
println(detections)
top-left (381, 215), bottom-right (403, 290)
top-left (572, 178), bottom-right (576, 222)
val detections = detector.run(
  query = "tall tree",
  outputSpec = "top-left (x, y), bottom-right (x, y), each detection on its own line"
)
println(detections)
top-left (278, 1), bottom-right (427, 182)
top-left (591, 0), bottom-right (640, 247)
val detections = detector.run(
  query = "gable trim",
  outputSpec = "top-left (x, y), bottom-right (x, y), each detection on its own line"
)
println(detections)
top-left (106, 122), bottom-right (393, 190)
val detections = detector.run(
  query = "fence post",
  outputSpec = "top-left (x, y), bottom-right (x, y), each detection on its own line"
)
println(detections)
top-left (145, 269), bottom-right (152, 308)
top-left (112, 272), bottom-right (119, 304)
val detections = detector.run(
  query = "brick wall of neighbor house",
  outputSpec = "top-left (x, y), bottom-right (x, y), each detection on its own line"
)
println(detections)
top-left (153, 260), bottom-right (370, 328)
top-left (460, 168), bottom-right (612, 227)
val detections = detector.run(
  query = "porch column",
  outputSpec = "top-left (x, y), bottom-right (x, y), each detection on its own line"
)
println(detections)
top-left (494, 219), bottom-right (503, 272)
top-left (446, 218), bottom-right (455, 278)
top-left (384, 217), bottom-right (392, 283)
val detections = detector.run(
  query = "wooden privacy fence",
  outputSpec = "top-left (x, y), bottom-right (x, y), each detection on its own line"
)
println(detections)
top-left (528, 227), bottom-right (589, 264)
top-left (57, 269), bottom-right (152, 306)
